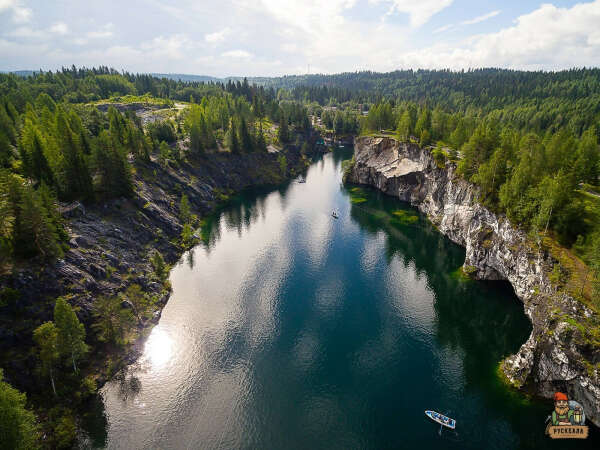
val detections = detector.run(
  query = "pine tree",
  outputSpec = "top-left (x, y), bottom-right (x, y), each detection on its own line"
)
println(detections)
top-left (180, 193), bottom-right (191, 224)
top-left (92, 295), bottom-right (134, 346)
top-left (150, 249), bottom-right (168, 281)
top-left (419, 129), bottom-right (431, 147)
top-left (397, 111), bottom-right (412, 141)
top-left (238, 116), bottom-right (254, 153)
top-left (20, 122), bottom-right (54, 187)
top-left (14, 185), bottom-right (62, 260)
top-left (54, 297), bottom-right (88, 373)
top-left (123, 284), bottom-right (152, 325)
top-left (33, 322), bottom-right (59, 396)
top-left (55, 109), bottom-right (94, 201)
top-left (226, 118), bottom-right (241, 154)
top-left (575, 128), bottom-right (599, 184)
top-left (0, 369), bottom-right (40, 450)
top-left (0, 171), bottom-right (15, 260)
top-left (255, 123), bottom-right (267, 152)
top-left (189, 122), bottom-right (204, 157)
top-left (278, 113), bottom-right (289, 144)
top-left (414, 108), bottom-right (431, 138)
top-left (93, 131), bottom-right (134, 199)
top-left (158, 141), bottom-right (171, 166)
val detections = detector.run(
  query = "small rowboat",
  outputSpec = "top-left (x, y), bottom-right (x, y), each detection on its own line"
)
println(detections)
top-left (425, 410), bottom-right (456, 430)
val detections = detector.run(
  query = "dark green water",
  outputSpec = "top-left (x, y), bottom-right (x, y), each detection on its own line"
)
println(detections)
top-left (86, 149), bottom-right (598, 449)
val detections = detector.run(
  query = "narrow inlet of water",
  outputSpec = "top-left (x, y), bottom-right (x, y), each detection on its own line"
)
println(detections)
top-left (81, 148), bottom-right (597, 449)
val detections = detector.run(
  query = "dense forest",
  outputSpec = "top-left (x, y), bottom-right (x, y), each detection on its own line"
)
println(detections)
top-left (0, 67), bottom-right (311, 264)
top-left (281, 69), bottom-right (600, 298)
top-left (1, 66), bottom-right (600, 447)
top-left (0, 67), bottom-right (313, 448)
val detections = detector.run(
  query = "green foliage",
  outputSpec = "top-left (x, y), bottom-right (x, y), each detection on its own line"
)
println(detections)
top-left (93, 129), bottom-right (134, 199)
top-left (277, 112), bottom-right (289, 144)
top-left (45, 407), bottom-right (77, 450)
top-left (147, 120), bottom-right (177, 144)
top-left (2, 172), bottom-right (64, 261)
top-left (179, 193), bottom-right (191, 224)
top-left (158, 141), bottom-right (171, 166)
top-left (0, 369), bottom-right (39, 450)
top-left (33, 322), bottom-right (59, 396)
top-left (122, 284), bottom-right (153, 324)
top-left (54, 297), bottom-right (88, 373)
top-left (150, 249), bottom-right (168, 281)
top-left (181, 222), bottom-right (195, 247)
top-left (52, 413), bottom-right (76, 449)
top-left (92, 295), bottom-right (134, 346)
top-left (277, 153), bottom-right (287, 176)
top-left (226, 118), bottom-right (241, 154)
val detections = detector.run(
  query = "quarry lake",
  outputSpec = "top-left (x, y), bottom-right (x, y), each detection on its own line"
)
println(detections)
top-left (85, 149), bottom-right (597, 449)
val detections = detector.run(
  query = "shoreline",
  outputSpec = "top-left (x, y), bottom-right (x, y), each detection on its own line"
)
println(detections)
top-left (346, 136), bottom-right (600, 426)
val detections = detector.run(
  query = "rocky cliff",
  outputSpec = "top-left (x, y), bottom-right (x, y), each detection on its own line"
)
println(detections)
top-left (0, 146), bottom-right (313, 391)
top-left (348, 136), bottom-right (600, 426)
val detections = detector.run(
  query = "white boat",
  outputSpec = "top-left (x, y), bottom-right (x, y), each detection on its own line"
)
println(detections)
top-left (331, 211), bottom-right (339, 219)
top-left (425, 410), bottom-right (456, 430)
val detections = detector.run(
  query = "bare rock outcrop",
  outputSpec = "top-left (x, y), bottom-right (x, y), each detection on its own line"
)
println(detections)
top-left (348, 136), bottom-right (600, 425)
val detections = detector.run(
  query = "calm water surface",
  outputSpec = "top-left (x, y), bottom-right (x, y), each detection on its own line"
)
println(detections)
top-left (85, 149), bottom-right (598, 449)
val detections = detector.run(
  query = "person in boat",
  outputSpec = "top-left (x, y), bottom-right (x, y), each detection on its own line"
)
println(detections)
top-left (551, 392), bottom-right (574, 425)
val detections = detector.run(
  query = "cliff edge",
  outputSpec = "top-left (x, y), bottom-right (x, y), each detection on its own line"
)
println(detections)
top-left (348, 136), bottom-right (600, 426)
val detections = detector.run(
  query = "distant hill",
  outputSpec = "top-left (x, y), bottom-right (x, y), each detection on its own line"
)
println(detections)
top-left (150, 73), bottom-right (277, 86)
top-left (151, 73), bottom-right (223, 83)
top-left (0, 70), bottom-right (37, 77)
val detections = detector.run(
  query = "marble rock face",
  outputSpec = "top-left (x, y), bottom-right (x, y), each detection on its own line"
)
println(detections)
top-left (349, 136), bottom-right (600, 426)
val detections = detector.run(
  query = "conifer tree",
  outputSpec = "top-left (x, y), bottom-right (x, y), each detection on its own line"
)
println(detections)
top-left (227, 118), bottom-right (241, 154)
top-left (397, 110), bottom-right (412, 141)
top-left (278, 112), bottom-right (289, 144)
top-left (123, 284), bottom-right (152, 325)
top-left (14, 185), bottom-right (62, 259)
top-left (0, 369), bottom-right (39, 450)
top-left (180, 193), bottom-right (191, 224)
top-left (189, 122), bottom-right (204, 157)
top-left (575, 128), bottom-right (599, 184)
top-left (20, 122), bottom-right (54, 187)
top-left (55, 109), bottom-right (93, 201)
top-left (255, 123), bottom-right (267, 152)
top-left (238, 116), bottom-right (254, 153)
top-left (93, 131), bottom-right (134, 198)
top-left (414, 108), bottom-right (431, 139)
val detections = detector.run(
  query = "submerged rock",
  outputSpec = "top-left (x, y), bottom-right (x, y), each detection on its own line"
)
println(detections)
top-left (348, 136), bottom-right (600, 426)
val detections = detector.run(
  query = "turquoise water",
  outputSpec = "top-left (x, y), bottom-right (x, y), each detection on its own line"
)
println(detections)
top-left (87, 149), bottom-right (598, 449)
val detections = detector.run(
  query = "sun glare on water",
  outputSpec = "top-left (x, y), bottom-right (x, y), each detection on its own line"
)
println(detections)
top-left (144, 328), bottom-right (173, 368)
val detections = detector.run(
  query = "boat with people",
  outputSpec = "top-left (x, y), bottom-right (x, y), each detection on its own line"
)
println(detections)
top-left (332, 211), bottom-right (338, 219)
top-left (425, 410), bottom-right (456, 430)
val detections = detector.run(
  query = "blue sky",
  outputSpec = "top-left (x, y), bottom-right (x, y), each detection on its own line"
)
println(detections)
top-left (1, 0), bottom-right (599, 76)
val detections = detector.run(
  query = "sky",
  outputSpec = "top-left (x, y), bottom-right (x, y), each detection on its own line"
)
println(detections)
top-left (1, 0), bottom-right (600, 77)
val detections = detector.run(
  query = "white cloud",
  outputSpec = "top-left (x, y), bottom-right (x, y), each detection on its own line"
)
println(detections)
top-left (87, 23), bottom-right (114, 39)
top-left (142, 34), bottom-right (195, 60)
top-left (7, 26), bottom-right (45, 39)
top-left (222, 49), bottom-right (253, 59)
top-left (0, 0), bottom-right (31, 23)
top-left (434, 9), bottom-right (500, 34)
top-left (49, 22), bottom-right (69, 35)
top-left (205, 27), bottom-right (231, 44)
top-left (460, 10), bottom-right (500, 26)
top-left (1, 0), bottom-right (599, 76)
top-left (392, 1), bottom-right (600, 70)
top-left (433, 24), bottom-right (453, 34)
top-left (372, 0), bottom-right (454, 27)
